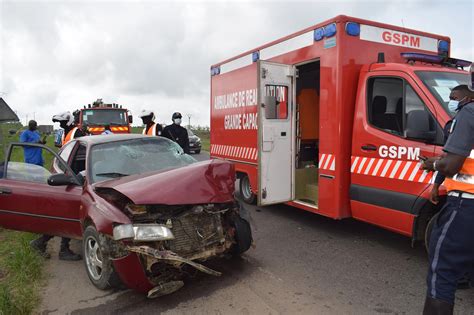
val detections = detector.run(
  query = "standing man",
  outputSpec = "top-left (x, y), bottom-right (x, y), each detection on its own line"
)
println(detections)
top-left (421, 84), bottom-right (474, 314)
top-left (30, 112), bottom-right (83, 261)
top-left (140, 109), bottom-right (162, 136)
top-left (20, 120), bottom-right (46, 166)
top-left (163, 112), bottom-right (190, 154)
top-left (52, 111), bottom-right (84, 147)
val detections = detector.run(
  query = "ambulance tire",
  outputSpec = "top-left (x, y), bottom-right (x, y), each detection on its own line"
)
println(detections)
top-left (239, 175), bottom-right (256, 204)
top-left (424, 212), bottom-right (440, 254)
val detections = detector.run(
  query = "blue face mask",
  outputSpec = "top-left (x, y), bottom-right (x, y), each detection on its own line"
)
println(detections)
top-left (448, 100), bottom-right (459, 113)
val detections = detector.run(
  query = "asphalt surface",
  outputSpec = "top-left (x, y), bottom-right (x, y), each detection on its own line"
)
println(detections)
top-left (38, 152), bottom-right (474, 314)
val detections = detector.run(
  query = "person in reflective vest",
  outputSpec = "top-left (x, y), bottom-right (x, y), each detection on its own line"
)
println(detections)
top-left (139, 109), bottom-right (162, 136)
top-left (421, 84), bottom-right (474, 314)
top-left (52, 111), bottom-right (84, 147)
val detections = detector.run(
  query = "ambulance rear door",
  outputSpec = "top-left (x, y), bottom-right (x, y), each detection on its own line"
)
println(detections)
top-left (258, 61), bottom-right (295, 206)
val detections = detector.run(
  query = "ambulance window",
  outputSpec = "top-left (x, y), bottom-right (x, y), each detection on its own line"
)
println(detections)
top-left (264, 85), bottom-right (288, 119)
top-left (367, 77), bottom-right (404, 135)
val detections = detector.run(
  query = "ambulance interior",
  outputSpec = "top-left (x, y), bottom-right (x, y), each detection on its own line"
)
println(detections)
top-left (295, 61), bottom-right (320, 206)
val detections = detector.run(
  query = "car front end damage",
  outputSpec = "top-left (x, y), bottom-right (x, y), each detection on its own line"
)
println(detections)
top-left (108, 202), bottom-right (251, 298)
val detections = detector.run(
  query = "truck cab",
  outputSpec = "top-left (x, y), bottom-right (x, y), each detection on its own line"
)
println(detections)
top-left (78, 99), bottom-right (133, 135)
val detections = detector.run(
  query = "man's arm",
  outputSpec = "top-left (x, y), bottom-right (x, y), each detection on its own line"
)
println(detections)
top-left (183, 129), bottom-right (190, 154)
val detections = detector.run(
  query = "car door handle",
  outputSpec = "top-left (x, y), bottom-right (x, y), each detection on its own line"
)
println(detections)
top-left (0, 187), bottom-right (12, 195)
top-left (361, 144), bottom-right (377, 151)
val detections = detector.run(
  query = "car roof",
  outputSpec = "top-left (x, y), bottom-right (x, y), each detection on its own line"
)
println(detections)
top-left (76, 134), bottom-right (162, 145)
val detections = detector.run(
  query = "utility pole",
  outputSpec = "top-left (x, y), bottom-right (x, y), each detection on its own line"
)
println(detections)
top-left (187, 114), bottom-right (192, 129)
top-left (26, 114), bottom-right (28, 126)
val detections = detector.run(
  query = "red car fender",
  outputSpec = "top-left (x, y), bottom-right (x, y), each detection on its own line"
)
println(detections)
top-left (113, 253), bottom-right (154, 293)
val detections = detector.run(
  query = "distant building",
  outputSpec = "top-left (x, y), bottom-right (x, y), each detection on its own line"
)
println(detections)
top-left (0, 98), bottom-right (19, 123)
top-left (38, 125), bottom-right (54, 135)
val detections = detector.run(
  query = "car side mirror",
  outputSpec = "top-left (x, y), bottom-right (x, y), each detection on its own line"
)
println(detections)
top-left (47, 173), bottom-right (80, 186)
top-left (128, 115), bottom-right (133, 124)
top-left (405, 110), bottom-right (436, 142)
top-left (262, 96), bottom-right (278, 119)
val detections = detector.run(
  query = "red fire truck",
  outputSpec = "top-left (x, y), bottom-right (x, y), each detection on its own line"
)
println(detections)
top-left (76, 99), bottom-right (133, 135)
top-left (210, 15), bottom-right (471, 242)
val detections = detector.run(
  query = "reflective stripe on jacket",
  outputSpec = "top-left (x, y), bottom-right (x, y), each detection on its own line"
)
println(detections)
top-left (143, 123), bottom-right (158, 136)
top-left (62, 127), bottom-right (78, 146)
top-left (445, 150), bottom-right (474, 193)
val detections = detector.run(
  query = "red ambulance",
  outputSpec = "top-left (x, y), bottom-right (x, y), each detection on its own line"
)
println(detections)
top-left (210, 15), bottom-right (471, 242)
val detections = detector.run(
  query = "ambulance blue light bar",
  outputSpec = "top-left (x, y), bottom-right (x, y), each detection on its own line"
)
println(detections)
top-left (324, 23), bottom-right (337, 38)
top-left (438, 40), bottom-right (449, 53)
top-left (211, 66), bottom-right (220, 76)
top-left (446, 58), bottom-right (472, 68)
top-left (314, 27), bottom-right (324, 41)
top-left (252, 51), bottom-right (260, 62)
top-left (345, 22), bottom-right (360, 36)
top-left (401, 52), bottom-right (444, 64)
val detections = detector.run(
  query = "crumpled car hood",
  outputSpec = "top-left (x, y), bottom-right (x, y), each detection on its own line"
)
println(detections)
top-left (94, 159), bottom-right (235, 205)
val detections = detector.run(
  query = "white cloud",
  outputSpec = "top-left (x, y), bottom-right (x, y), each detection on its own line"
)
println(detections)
top-left (0, 0), bottom-right (472, 127)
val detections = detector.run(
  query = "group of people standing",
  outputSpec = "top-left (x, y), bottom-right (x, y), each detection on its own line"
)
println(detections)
top-left (139, 110), bottom-right (190, 154)
top-left (22, 109), bottom-right (191, 261)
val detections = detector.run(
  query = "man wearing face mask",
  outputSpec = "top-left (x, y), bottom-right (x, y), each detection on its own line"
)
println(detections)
top-left (420, 84), bottom-right (474, 314)
top-left (163, 112), bottom-right (190, 154)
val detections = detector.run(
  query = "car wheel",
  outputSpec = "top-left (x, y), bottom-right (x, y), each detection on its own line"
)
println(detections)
top-left (83, 225), bottom-right (122, 290)
top-left (239, 175), bottom-right (256, 204)
top-left (231, 216), bottom-right (252, 255)
top-left (425, 212), bottom-right (440, 254)
top-left (195, 149), bottom-right (201, 154)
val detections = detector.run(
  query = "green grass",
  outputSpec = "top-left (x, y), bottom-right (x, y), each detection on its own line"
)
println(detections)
top-left (0, 229), bottom-right (44, 315)
top-left (0, 123), bottom-right (48, 315)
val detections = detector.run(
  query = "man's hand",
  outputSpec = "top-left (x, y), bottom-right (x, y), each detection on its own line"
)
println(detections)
top-left (420, 156), bottom-right (440, 172)
top-left (429, 183), bottom-right (440, 204)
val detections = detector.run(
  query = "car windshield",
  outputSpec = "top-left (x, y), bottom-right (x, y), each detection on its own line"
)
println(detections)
top-left (416, 71), bottom-right (469, 117)
top-left (89, 138), bottom-right (197, 183)
top-left (82, 109), bottom-right (128, 125)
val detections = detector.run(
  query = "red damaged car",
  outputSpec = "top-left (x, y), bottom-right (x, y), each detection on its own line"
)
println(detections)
top-left (0, 134), bottom-right (252, 297)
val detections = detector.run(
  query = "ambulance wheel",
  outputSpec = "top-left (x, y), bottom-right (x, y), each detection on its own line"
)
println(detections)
top-left (425, 212), bottom-right (440, 254)
top-left (240, 175), bottom-right (256, 204)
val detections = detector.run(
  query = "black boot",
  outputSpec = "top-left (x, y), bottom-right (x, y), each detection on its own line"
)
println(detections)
top-left (423, 296), bottom-right (454, 315)
top-left (59, 238), bottom-right (82, 261)
top-left (30, 235), bottom-right (52, 259)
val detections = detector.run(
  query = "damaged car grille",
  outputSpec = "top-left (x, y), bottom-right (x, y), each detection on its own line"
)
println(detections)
top-left (167, 211), bottom-right (225, 258)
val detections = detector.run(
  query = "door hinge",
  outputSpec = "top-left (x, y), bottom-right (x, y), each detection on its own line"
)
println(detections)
top-left (261, 68), bottom-right (268, 79)
top-left (262, 188), bottom-right (267, 199)
top-left (295, 68), bottom-right (299, 78)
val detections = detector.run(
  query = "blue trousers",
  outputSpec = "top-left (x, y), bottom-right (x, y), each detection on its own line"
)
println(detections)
top-left (426, 196), bottom-right (474, 304)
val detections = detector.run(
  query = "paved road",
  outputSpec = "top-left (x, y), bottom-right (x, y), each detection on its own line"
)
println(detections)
top-left (38, 152), bottom-right (474, 314)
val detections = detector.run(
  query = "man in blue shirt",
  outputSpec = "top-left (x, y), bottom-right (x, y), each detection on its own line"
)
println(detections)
top-left (20, 120), bottom-right (46, 166)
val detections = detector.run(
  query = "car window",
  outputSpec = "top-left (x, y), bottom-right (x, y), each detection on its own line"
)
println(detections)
top-left (89, 137), bottom-right (197, 183)
top-left (6, 144), bottom-right (65, 184)
top-left (53, 141), bottom-right (76, 173)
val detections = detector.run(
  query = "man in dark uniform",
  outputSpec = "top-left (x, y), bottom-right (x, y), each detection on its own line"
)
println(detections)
top-left (421, 84), bottom-right (474, 314)
top-left (163, 112), bottom-right (190, 154)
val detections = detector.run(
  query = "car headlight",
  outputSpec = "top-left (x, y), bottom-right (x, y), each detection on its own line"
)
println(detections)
top-left (113, 224), bottom-right (175, 241)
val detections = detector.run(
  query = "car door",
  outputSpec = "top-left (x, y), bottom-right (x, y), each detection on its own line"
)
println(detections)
top-left (0, 142), bottom-right (83, 238)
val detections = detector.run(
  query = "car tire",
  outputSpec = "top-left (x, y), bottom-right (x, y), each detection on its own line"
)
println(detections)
top-left (231, 216), bottom-right (252, 256)
top-left (425, 212), bottom-right (440, 255)
top-left (83, 225), bottom-right (122, 290)
top-left (195, 149), bottom-right (201, 154)
top-left (239, 175), bottom-right (256, 204)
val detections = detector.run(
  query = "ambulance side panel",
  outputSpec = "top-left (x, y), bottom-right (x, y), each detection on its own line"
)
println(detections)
top-left (210, 63), bottom-right (259, 191)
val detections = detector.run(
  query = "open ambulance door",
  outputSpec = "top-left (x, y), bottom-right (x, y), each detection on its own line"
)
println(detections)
top-left (258, 61), bottom-right (295, 206)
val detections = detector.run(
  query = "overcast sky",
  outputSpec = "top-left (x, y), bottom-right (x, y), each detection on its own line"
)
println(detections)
top-left (0, 0), bottom-right (473, 127)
